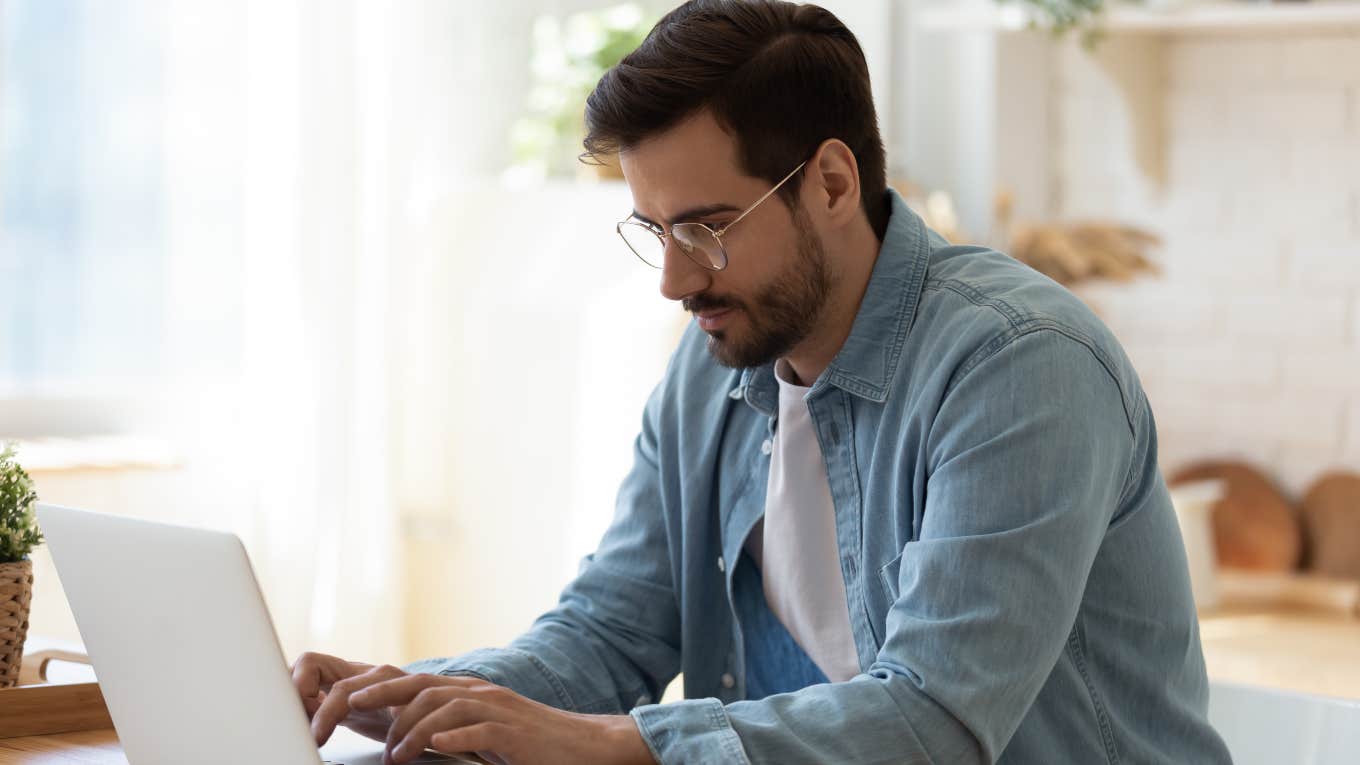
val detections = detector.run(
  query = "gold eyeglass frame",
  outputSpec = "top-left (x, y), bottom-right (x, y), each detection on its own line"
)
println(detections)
top-left (616, 160), bottom-right (808, 272)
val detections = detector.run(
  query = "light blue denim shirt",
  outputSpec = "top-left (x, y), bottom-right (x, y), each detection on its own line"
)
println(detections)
top-left (406, 189), bottom-right (1232, 764)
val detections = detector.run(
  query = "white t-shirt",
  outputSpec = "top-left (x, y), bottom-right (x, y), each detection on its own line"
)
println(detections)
top-left (745, 359), bottom-right (861, 683)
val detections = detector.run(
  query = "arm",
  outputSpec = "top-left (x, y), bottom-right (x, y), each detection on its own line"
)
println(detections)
top-left (403, 381), bottom-right (682, 716)
top-left (630, 329), bottom-right (1138, 764)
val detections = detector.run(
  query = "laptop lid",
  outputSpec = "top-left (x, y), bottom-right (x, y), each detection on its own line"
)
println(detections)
top-left (36, 504), bottom-right (466, 765)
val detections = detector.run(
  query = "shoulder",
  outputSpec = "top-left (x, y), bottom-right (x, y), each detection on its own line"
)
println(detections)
top-left (913, 244), bottom-right (1146, 430)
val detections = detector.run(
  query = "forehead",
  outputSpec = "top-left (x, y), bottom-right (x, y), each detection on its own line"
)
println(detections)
top-left (619, 111), bottom-right (756, 222)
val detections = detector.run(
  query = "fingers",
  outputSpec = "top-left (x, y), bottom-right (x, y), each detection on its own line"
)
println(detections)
top-left (291, 651), bottom-right (334, 700)
top-left (387, 695), bottom-right (506, 765)
top-left (429, 723), bottom-right (509, 761)
top-left (350, 673), bottom-right (482, 710)
top-left (370, 678), bottom-right (493, 758)
top-left (292, 651), bottom-right (373, 702)
top-left (310, 663), bottom-right (407, 746)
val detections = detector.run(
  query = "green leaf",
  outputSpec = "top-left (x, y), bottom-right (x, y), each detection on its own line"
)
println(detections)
top-left (999, 0), bottom-right (1107, 39)
top-left (0, 442), bottom-right (43, 563)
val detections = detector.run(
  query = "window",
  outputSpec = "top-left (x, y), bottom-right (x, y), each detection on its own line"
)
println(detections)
top-left (1, 0), bottom-right (168, 393)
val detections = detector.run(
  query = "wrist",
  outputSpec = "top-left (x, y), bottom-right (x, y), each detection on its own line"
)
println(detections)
top-left (600, 712), bottom-right (657, 765)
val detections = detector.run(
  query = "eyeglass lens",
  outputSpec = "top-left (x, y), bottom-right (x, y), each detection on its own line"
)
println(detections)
top-left (618, 222), bottom-right (726, 270)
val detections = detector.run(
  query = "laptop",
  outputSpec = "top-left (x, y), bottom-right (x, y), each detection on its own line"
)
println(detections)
top-left (36, 503), bottom-right (478, 765)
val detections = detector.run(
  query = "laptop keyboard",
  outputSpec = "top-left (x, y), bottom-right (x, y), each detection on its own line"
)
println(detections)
top-left (322, 760), bottom-right (456, 764)
top-left (323, 754), bottom-right (469, 764)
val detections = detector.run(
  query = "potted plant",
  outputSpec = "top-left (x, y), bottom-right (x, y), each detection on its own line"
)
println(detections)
top-left (1004, 0), bottom-right (1106, 36)
top-left (507, 3), bottom-right (655, 182)
top-left (0, 442), bottom-right (42, 688)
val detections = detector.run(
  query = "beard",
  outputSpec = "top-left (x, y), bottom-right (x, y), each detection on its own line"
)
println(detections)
top-left (683, 207), bottom-right (833, 370)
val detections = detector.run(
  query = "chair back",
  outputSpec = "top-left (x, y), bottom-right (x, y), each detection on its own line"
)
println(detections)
top-left (1209, 680), bottom-right (1360, 765)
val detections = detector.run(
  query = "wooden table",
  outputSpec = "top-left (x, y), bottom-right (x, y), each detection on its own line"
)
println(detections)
top-left (4, 607), bottom-right (1357, 763)
top-left (0, 728), bottom-right (123, 764)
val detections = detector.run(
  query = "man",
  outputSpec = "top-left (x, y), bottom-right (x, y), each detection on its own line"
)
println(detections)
top-left (294, 2), bottom-right (1232, 763)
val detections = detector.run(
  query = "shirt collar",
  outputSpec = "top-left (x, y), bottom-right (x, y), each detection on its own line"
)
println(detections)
top-left (738, 188), bottom-right (931, 410)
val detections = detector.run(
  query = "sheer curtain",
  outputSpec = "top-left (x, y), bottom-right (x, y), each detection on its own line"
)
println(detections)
top-left (7, 0), bottom-right (679, 666)
top-left (163, 0), bottom-right (680, 664)
top-left (157, 0), bottom-right (414, 663)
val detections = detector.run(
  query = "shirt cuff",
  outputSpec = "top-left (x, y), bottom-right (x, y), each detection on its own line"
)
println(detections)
top-left (630, 698), bottom-right (750, 765)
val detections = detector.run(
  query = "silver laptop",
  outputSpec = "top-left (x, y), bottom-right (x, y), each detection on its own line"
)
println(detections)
top-left (37, 503), bottom-right (475, 765)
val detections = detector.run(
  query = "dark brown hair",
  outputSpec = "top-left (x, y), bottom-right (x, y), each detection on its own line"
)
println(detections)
top-left (583, 0), bottom-right (889, 239)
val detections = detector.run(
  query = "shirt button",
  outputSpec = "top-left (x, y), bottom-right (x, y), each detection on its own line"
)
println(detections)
top-left (717, 555), bottom-right (726, 573)
top-left (721, 673), bottom-right (736, 689)
top-left (761, 438), bottom-right (773, 455)
top-left (728, 387), bottom-right (744, 400)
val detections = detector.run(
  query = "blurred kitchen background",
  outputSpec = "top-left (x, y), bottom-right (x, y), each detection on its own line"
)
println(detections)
top-left (1, 0), bottom-right (1358, 684)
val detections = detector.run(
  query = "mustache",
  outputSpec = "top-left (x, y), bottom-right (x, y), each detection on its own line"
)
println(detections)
top-left (683, 294), bottom-right (741, 314)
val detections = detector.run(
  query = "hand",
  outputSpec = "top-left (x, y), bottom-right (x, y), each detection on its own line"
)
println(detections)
top-left (347, 673), bottom-right (657, 765)
top-left (291, 651), bottom-right (410, 746)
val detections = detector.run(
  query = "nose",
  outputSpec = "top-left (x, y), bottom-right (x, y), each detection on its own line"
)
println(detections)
top-left (658, 238), bottom-right (712, 303)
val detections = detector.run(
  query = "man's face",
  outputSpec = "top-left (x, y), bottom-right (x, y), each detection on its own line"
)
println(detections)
top-left (619, 111), bottom-right (832, 369)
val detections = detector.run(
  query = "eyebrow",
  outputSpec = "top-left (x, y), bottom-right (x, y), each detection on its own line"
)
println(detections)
top-left (630, 203), bottom-right (742, 228)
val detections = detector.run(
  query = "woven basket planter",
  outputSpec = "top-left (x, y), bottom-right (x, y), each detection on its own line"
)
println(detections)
top-left (0, 558), bottom-right (33, 689)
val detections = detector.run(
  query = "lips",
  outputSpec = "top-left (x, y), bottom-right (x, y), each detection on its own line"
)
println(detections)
top-left (696, 308), bottom-right (734, 331)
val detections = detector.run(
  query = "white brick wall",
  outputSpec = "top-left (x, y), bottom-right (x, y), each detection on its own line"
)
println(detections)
top-left (1058, 31), bottom-right (1360, 496)
top-left (1286, 239), bottom-right (1360, 291)
top-left (1221, 292), bottom-right (1350, 346)
top-left (1344, 399), bottom-right (1360, 464)
top-left (1352, 289), bottom-right (1360, 342)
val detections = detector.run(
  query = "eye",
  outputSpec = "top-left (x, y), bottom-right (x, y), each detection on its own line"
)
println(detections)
top-left (629, 219), bottom-right (664, 236)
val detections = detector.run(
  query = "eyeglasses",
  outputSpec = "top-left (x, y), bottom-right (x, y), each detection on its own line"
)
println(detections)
top-left (616, 161), bottom-right (807, 271)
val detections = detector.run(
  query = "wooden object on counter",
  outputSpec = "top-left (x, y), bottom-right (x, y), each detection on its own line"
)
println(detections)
top-left (0, 683), bottom-right (113, 740)
top-left (991, 188), bottom-right (1161, 286)
top-left (1214, 570), bottom-right (1360, 617)
top-left (1008, 221), bottom-right (1161, 285)
top-left (1300, 472), bottom-right (1360, 579)
top-left (16, 649), bottom-right (92, 688)
top-left (0, 650), bottom-right (113, 740)
top-left (1170, 462), bottom-right (1301, 571)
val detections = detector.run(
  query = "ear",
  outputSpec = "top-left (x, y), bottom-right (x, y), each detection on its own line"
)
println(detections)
top-left (805, 138), bottom-right (861, 229)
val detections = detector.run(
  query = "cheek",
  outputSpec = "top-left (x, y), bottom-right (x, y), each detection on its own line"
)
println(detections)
top-left (721, 231), bottom-right (792, 292)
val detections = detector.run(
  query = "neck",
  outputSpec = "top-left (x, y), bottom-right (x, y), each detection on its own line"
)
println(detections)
top-left (782, 215), bottom-right (882, 387)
